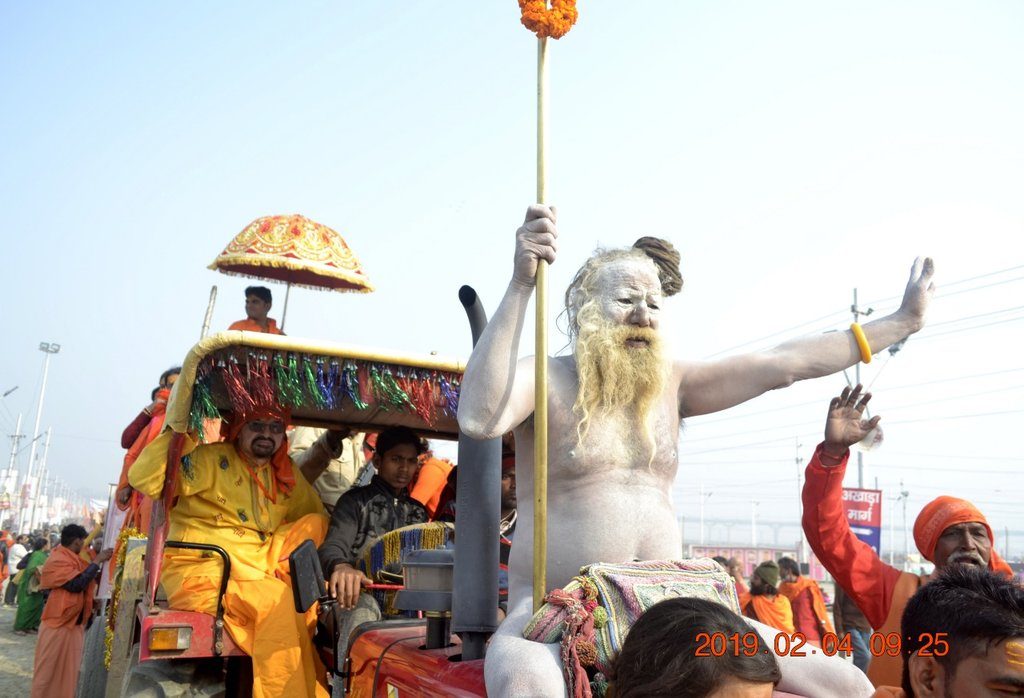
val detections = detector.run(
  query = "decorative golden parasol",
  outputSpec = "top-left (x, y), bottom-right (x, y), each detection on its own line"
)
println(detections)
top-left (208, 213), bottom-right (374, 330)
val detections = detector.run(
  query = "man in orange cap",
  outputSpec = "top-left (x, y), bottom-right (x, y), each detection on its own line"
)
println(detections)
top-left (130, 404), bottom-right (328, 698)
top-left (802, 385), bottom-right (1013, 688)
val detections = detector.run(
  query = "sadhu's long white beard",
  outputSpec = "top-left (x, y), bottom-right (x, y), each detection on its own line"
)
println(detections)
top-left (572, 306), bottom-right (668, 460)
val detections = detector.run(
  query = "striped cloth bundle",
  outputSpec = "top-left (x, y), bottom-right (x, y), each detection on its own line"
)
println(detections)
top-left (523, 558), bottom-right (740, 698)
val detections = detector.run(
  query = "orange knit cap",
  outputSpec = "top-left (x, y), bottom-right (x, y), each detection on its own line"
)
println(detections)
top-left (913, 496), bottom-right (1013, 576)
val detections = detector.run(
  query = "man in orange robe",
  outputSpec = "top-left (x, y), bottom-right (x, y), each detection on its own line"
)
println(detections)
top-left (778, 556), bottom-right (834, 647)
top-left (228, 286), bottom-right (285, 334)
top-left (31, 525), bottom-right (113, 698)
top-left (802, 385), bottom-right (1013, 687)
top-left (129, 405), bottom-right (328, 698)
top-left (739, 560), bottom-right (796, 635)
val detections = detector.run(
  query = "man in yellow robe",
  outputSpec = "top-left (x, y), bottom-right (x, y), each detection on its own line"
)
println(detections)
top-left (130, 405), bottom-right (328, 698)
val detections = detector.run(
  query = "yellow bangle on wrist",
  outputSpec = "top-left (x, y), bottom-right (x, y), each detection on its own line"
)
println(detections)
top-left (850, 323), bottom-right (872, 364)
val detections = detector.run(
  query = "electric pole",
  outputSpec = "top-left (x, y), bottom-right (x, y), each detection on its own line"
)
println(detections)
top-left (751, 500), bottom-right (759, 548)
top-left (699, 484), bottom-right (713, 546)
top-left (900, 481), bottom-right (910, 571)
top-left (851, 289), bottom-right (873, 488)
top-left (5, 413), bottom-right (24, 495)
top-left (795, 438), bottom-right (804, 562)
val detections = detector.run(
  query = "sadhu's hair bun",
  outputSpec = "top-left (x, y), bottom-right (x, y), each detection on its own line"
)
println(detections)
top-left (632, 237), bottom-right (683, 296)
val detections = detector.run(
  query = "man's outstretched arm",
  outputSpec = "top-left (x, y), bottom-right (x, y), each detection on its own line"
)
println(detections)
top-left (458, 205), bottom-right (557, 440)
top-left (679, 257), bottom-right (934, 417)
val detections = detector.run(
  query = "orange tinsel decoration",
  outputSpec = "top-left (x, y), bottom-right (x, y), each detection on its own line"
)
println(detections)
top-left (519, 0), bottom-right (578, 39)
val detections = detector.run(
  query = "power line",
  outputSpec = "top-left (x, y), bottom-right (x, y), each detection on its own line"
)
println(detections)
top-left (884, 409), bottom-right (1024, 426)
top-left (703, 263), bottom-right (1024, 360)
top-left (919, 304), bottom-right (1024, 330)
top-left (882, 451), bottom-right (1024, 462)
top-left (693, 367), bottom-right (1024, 427)
top-left (702, 309), bottom-right (849, 359)
top-left (860, 263), bottom-right (1024, 308)
top-left (912, 315), bottom-right (1024, 342)
top-left (938, 275), bottom-right (1024, 300)
top-left (685, 385), bottom-right (1023, 448)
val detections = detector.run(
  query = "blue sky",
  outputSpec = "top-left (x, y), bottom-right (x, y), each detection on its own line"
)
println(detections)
top-left (2, 2), bottom-right (1022, 552)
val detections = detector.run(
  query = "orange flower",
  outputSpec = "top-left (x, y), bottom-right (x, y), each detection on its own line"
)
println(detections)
top-left (519, 0), bottom-right (578, 39)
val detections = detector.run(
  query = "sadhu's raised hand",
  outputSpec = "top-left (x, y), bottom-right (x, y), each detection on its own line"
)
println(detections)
top-left (823, 384), bottom-right (881, 457)
top-left (897, 256), bottom-right (936, 330)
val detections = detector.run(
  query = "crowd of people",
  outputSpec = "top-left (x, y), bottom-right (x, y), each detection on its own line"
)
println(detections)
top-left (16, 252), bottom-right (1022, 698)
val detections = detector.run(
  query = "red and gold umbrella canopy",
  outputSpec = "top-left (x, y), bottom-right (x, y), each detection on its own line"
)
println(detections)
top-left (209, 214), bottom-right (374, 293)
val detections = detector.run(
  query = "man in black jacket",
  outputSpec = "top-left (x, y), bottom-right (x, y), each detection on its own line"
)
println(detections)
top-left (319, 426), bottom-right (428, 610)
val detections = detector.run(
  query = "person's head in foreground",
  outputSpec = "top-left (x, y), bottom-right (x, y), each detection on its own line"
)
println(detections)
top-left (750, 560), bottom-right (781, 596)
top-left (60, 524), bottom-right (88, 553)
top-left (501, 443), bottom-right (517, 515)
top-left (913, 496), bottom-right (1013, 575)
top-left (901, 565), bottom-right (1024, 697)
top-left (778, 556), bottom-right (801, 582)
top-left (159, 366), bottom-right (181, 389)
top-left (609, 596), bottom-right (780, 698)
top-left (564, 237), bottom-right (681, 452)
top-left (373, 426), bottom-right (426, 494)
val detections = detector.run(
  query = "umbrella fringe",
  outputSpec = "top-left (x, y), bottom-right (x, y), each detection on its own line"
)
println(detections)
top-left (209, 264), bottom-right (375, 293)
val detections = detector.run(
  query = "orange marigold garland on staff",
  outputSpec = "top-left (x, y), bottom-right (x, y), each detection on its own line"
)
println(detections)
top-left (519, 0), bottom-right (578, 39)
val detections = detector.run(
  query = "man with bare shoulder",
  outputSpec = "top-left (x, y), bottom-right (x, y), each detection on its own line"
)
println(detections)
top-left (457, 204), bottom-right (935, 697)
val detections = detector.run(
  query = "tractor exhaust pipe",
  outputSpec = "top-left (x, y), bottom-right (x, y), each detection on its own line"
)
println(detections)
top-left (452, 285), bottom-right (500, 661)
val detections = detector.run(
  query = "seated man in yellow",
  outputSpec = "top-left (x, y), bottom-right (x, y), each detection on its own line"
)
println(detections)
top-left (129, 405), bottom-right (328, 698)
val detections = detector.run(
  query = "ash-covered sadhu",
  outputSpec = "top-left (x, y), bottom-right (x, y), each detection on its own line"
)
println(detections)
top-left (458, 204), bottom-right (935, 697)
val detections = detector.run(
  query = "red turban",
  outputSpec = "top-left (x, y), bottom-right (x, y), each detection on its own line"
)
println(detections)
top-left (913, 496), bottom-right (1013, 577)
top-left (501, 451), bottom-right (516, 474)
top-left (226, 405), bottom-right (296, 495)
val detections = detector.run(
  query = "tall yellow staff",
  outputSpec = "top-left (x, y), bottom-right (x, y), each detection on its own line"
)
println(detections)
top-left (517, 0), bottom-right (578, 612)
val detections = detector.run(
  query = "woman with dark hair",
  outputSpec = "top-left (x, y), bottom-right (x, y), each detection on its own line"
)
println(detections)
top-left (608, 597), bottom-right (781, 698)
top-left (13, 536), bottom-right (51, 634)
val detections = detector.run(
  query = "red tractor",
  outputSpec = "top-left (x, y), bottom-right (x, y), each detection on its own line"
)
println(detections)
top-left (93, 287), bottom-right (498, 697)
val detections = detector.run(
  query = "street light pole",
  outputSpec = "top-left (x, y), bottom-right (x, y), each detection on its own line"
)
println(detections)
top-left (20, 342), bottom-right (60, 532)
top-left (29, 428), bottom-right (52, 530)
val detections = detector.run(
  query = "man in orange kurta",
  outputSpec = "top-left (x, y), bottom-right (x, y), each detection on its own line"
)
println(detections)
top-left (31, 525), bottom-right (113, 698)
top-left (802, 385), bottom-right (1013, 687)
top-left (228, 286), bottom-right (285, 334)
top-left (129, 405), bottom-right (328, 698)
top-left (778, 556), bottom-right (834, 647)
top-left (739, 560), bottom-right (796, 635)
